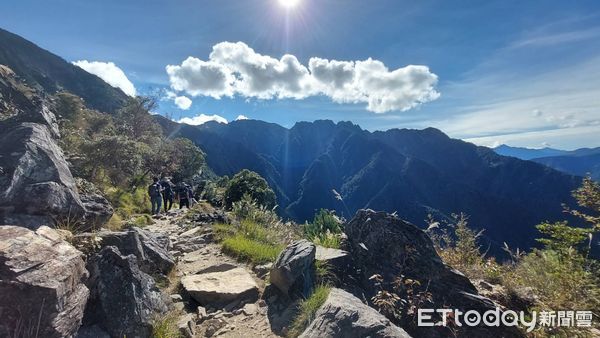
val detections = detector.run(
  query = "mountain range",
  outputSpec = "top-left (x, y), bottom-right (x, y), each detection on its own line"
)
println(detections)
top-left (155, 116), bottom-right (583, 254)
top-left (0, 27), bottom-right (588, 255)
top-left (494, 144), bottom-right (600, 180)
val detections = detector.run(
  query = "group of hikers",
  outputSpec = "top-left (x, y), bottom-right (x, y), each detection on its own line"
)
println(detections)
top-left (148, 177), bottom-right (197, 215)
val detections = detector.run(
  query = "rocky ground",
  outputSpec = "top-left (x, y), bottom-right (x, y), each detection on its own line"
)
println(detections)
top-left (145, 207), bottom-right (281, 338)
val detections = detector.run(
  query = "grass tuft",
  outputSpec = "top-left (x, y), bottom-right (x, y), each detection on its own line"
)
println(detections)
top-left (151, 311), bottom-right (182, 338)
top-left (287, 285), bottom-right (331, 338)
top-left (222, 234), bottom-right (283, 264)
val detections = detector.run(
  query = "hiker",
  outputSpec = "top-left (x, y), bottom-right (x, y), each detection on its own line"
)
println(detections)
top-left (178, 183), bottom-right (191, 209)
top-left (161, 177), bottom-right (174, 212)
top-left (148, 177), bottom-right (163, 215)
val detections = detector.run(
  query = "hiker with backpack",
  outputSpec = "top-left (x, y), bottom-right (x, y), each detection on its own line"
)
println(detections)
top-left (148, 177), bottom-right (164, 215)
top-left (161, 177), bottom-right (175, 212)
top-left (178, 183), bottom-right (192, 209)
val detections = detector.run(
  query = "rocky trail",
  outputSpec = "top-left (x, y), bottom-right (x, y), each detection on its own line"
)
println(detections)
top-left (145, 207), bottom-right (282, 338)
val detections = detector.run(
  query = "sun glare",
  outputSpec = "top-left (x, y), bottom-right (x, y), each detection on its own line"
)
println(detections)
top-left (278, 0), bottom-right (301, 9)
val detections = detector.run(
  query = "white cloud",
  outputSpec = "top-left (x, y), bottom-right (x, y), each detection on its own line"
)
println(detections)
top-left (166, 57), bottom-right (234, 98)
top-left (178, 114), bottom-right (228, 125)
top-left (165, 42), bottom-right (439, 113)
top-left (174, 96), bottom-right (192, 110)
top-left (235, 114), bottom-right (249, 120)
top-left (164, 91), bottom-right (193, 110)
top-left (72, 60), bottom-right (136, 97)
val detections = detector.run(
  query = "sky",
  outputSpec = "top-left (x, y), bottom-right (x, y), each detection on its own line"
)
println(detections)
top-left (1, 0), bottom-right (600, 150)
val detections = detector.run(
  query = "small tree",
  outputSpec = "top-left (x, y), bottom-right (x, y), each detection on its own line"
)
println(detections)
top-left (224, 170), bottom-right (276, 209)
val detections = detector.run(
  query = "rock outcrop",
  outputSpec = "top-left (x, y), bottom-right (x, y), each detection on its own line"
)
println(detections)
top-left (345, 209), bottom-right (523, 337)
top-left (95, 227), bottom-right (175, 276)
top-left (270, 239), bottom-right (315, 298)
top-left (181, 265), bottom-right (259, 305)
top-left (0, 121), bottom-right (114, 231)
top-left (299, 288), bottom-right (411, 338)
top-left (0, 122), bottom-right (87, 228)
top-left (0, 70), bottom-right (113, 231)
top-left (83, 246), bottom-right (168, 338)
top-left (77, 179), bottom-right (114, 229)
top-left (0, 225), bottom-right (89, 338)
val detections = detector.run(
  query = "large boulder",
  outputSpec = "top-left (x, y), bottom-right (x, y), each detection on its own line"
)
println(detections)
top-left (270, 239), bottom-right (316, 298)
top-left (75, 178), bottom-right (114, 229)
top-left (94, 227), bottom-right (175, 276)
top-left (0, 225), bottom-right (89, 338)
top-left (299, 288), bottom-right (411, 338)
top-left (345, 210), bottom-right (523, 337)
top-left (0, 120), bottom-right (113, 231)
top-left (0, 122), bottom-right (87, 227)
top-left (181, 265), bottom-right (259, 306)
top-left (83, 246), bottom-right (168, 338)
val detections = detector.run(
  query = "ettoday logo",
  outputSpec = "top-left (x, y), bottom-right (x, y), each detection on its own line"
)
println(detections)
top-left (417, 308), bottom-right (594, 332)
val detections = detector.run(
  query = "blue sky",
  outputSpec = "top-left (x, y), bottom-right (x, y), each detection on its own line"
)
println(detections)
top-left (2, 0), bottom-right (600, 149)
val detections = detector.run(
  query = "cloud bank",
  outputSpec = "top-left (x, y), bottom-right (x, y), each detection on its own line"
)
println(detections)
top-left (73, 60), bottom-right (136, 97)
top-left (166, 42), bottom-right (439, 113)
top-left (178, 114), bottom-right (228, 125)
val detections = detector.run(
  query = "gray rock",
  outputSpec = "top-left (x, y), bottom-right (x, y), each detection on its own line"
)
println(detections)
top-left (76, 325), bottom-right (111, 338)
top-left (270, 239), bottom-right (315, 298)
top-left (0, 225), bottom-right (89, 338)
top-left (177, 314), bottom-right (196, 338)
top-left (315, 245), bottom-right (351, 278)
top-left (346, 210), bottom-right (523, 338)
top-left (346, 210), bottom-right (478, 299)
top-left (79, 192), bottom-right (113, 230)
top-left (96, 227), bottom-right (175, 275)
top-left (0, 121), bottom-right (113, 231)
top-left (300, 288), bottom-right (410, 338)
top-left (181, 266), bottom-right (259, 306)
top-left (197, 306), bottom-right (208, 321)
top-left (253, 262), bottom-right (273, 278)
top-left (0, 123), bottom-right (87, 228)
top-left (84, 246), bottom-right (168, 338)
top-left (171, 294), bottom-right (183, 302)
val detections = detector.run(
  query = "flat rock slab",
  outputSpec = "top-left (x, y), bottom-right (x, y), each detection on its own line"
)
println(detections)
top-left (182, 266), bottom-right (259, 305)
top-left (315, 245), bottom-right (349, 261)
top-left (0, 225), bottom-right (89, 338)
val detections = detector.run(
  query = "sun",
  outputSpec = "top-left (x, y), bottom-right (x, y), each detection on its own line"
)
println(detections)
top-left (278, 0), bottom-right (301, 9)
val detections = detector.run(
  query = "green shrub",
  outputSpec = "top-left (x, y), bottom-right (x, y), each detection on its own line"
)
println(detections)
top-left (105, 186), bottom-right (149, 218)
top-left (224, 169), bottom-right (276, 209)
top-left (311, 230), bottom-right (341, 249)
top-left (503, 249), bottom-right (600, 336)
top-left (304, 209), bottom-right (343, 249)
top-left (287, 285), bottom-right (331, 338)
top-left (232, 194), bottom-right (280, 226)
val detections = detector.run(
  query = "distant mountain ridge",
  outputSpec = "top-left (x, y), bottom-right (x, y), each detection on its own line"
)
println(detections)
top-left (494, 144), bottom-right (600, 180)
top-left (493, 144), bottom-right (567, 160)
top-left (155, 116), bottom-right (582, 254)
top-left (0, 27), bottom-right (128, 113)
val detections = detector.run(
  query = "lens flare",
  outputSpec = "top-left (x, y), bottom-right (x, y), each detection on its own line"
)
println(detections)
top-left (278, 0), bottom-right (301, 9)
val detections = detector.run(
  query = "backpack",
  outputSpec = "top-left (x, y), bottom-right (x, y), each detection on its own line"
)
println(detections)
top-left (161, 181), bottom-right (174, 197)
top-left (148, 183), bottom-right (162, 198)
top-left (179, 186), bottom-right (190, 200)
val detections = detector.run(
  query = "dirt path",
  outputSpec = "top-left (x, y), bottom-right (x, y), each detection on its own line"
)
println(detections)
top-left (145, 206), bottom-right (281, 338)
